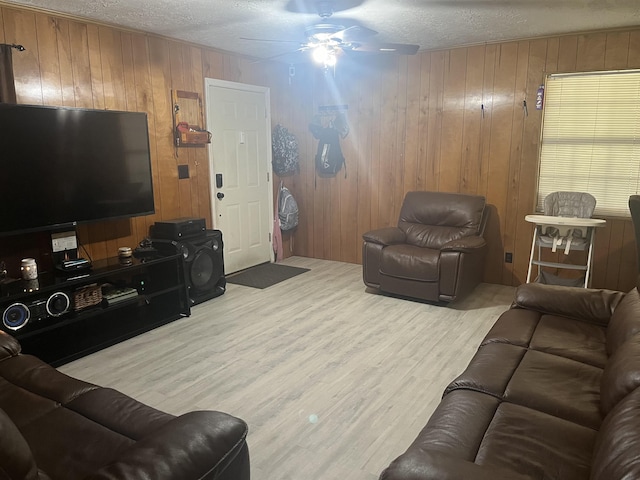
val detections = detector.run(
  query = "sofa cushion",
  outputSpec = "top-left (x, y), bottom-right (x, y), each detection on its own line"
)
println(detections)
top-left (400, 223), bottom-right (473, 250)
top-left (606, 288), bottom-right (640, 355)
top-left (0, 376), bottom-right (61, 432)
top-left (591, 386), bottom-right (640, 480)
top-left (600, 334), bottom-right (640, 415)
top-left (528, 315), bottom-right (608, 368)
top-left (447, 343), bottom-right (603, 429)
top-left (20, 405), bottom-right (134, 480)
top-left (384, 389), bottom-right (597, 480)
top-left (380, 244), bottom-right (439, 282)
top-left (503, 350), bottom-right (602, 429)
top-left (0, 354), bottom-right (99, 432)
top-left (482, 308), bottom-right (608, 368)
top-left (0, 353), bottom-right (98, 405)
top-left (397, 192), bottom-right (485, 250)
top-left (0, 406), bottom-right (41, 480)
top-left (476, 401), bottom-right (596, 480)
top-left (66, 388), bottom-right (174, 441)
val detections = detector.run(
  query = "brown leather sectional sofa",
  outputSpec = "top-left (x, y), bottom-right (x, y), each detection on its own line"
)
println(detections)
top-left (380, 280), bottom-right (640, 479)
top-left (0, 331), bottom-right (249, 480)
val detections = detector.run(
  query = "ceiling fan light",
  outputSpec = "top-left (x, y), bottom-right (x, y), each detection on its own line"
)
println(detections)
top-left (312, 45), bottom-right (330, 64)
top-left (311, 45), bottom-right (322, 63)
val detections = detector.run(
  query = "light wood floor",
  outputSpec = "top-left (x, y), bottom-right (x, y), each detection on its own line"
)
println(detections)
top-left (60, 257), bottom-right (515, 480)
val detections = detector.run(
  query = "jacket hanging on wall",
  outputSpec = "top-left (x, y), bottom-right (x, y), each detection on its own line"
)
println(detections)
top-left (309, 113), bottom-right (349, 180)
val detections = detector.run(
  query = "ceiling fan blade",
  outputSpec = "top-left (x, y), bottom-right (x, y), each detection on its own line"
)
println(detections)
top-left (349, 42), bottom-right (420, 55)
top-left (251, 46), bottom-right (311, 64)
top-left (240, 37), bottom-right (303, 45)
top-left (331, 25), bottom-right (378, 41)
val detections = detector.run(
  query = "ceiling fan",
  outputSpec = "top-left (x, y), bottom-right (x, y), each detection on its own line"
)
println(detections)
top-left (244, 0), bottom-right (420, 68)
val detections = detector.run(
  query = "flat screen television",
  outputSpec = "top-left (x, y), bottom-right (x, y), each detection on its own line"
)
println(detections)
top-left (0, 103), bottom-right (155, 237)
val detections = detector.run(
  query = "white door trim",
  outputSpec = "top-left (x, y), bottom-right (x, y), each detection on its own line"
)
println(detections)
top-left (204, 78), bottom-right (274, 268)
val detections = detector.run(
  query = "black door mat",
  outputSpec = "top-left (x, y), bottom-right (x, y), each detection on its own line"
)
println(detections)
top-left (226, 263), bottom-right (310, 289)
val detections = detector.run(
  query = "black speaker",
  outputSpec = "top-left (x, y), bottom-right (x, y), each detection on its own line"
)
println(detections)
top-left (2, 291), bottom-right (70, 331)
top-left (152, 230), bottom-right (225, 305)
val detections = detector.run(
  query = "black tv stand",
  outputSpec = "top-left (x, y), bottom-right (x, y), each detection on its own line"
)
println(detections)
top-left (0, 254), bottom-right (189, 366)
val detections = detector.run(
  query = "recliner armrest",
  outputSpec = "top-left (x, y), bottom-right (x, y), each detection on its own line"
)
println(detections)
top-left (440, 235), bottom-right (486, 252)
top-left (86, 411), bottom-right (248, 480)
top-left (363, 227), bottom-right (406, 246)
top-left (512, 283), bottom-right (625, 326)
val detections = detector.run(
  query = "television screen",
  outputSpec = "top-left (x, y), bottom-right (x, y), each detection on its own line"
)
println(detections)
top-left (0, 104), bottom-right (155, 236)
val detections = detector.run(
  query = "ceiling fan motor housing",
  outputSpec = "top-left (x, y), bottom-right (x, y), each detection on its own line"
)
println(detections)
top-left (316, 1), bottom-right (334, 18)
top-left (305, 23), bottom-right (345, 41)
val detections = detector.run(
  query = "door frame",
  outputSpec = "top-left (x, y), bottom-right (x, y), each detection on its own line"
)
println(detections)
top-left (204, 78), bottom-right (275, 267)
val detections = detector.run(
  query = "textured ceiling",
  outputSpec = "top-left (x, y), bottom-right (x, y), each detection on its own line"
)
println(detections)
top-left (4, 0), bottom-right (640, 63)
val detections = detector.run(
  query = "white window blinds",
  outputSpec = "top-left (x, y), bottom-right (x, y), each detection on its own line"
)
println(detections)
top-left (537, 70), bottom-right (640, 217)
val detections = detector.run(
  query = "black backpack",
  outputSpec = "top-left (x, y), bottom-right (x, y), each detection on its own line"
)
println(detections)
top-left (312, 126), bottom-right (345, 176)
top-left (309, 113), bottom-right (349, 178)
top-left (272, 124), bottom-right (299, 176)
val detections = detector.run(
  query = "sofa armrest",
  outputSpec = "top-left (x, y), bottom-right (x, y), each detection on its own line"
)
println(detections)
top-left (512, 283), bottom-right (625, 326)
top-left (440, 235), bottom-right (486, 253)
top-left (0, 330), bottom-right (21, 361)
top-left (363, 227), bottom-right (406, 246)
top-left (86, 411), bottom-right (249, 480)
top-left (379, 450), bottom-right (531, 480)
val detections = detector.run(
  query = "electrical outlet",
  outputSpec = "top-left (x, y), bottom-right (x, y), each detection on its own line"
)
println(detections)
top-left (178, 164), bottom-right (190, 179)
top-left (505, 252), bottom-right (513, 263)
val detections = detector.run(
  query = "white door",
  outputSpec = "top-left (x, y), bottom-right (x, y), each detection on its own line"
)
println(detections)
top-left (205, 79), bottom-right (273, 274)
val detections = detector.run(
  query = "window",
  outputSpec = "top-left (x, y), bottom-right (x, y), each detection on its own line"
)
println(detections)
top-left (537, 70), bottom-right (640, 217)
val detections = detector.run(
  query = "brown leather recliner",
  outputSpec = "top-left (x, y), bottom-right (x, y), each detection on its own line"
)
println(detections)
top-left (362, 191), bottom-right (488, 303)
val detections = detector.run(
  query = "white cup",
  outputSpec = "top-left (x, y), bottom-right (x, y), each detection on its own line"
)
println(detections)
top-left (21, 258), bottom-right (38, 280)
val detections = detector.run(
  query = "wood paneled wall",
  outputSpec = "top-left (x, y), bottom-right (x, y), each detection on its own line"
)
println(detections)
top-left (286, 28), bottom-right (640, 291)
top-left (0, 4), bottom-right (307, 272)
top-left (2, 2), bottom-right (639, 291)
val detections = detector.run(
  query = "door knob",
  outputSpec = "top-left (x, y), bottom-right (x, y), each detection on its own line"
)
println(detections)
top-left (217, 192), bottom-right (225, 200)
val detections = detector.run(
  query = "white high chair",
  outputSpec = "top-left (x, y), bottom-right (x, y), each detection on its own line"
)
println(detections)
top-left (526, 192), bottom-right (605, 288)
